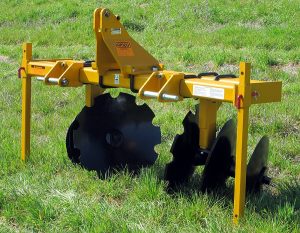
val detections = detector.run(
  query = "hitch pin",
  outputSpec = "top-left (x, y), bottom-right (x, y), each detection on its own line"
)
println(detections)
top-left (143, 91), bottom-right (179, 101)
top-left (36, 77), bottom-right (45, 81)
top-left (36, 77), bottom-right (58, 84)
top-left (36, 77), bottom-right (68, 86)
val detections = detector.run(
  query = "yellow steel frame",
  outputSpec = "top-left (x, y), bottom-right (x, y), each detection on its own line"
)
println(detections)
top-left (19, 8), bottom-right (282, 224)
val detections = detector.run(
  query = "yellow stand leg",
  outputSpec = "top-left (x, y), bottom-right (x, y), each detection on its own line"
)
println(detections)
top-left (198, 99), bottom-right (221, 149)
top-left (233, 106), bottom-right (249, 223)
top-left (21, 43), bottom-right (32, 161)
top-left (21, 77), bottom-right (31, 161)
top-left (85, 84), bottom-right (104, 107)
top-left (233, 62), bottom-right (251, 224)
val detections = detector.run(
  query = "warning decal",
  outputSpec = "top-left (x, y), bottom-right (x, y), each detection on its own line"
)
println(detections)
top-left (193, 85), bottom-right (225, 100)
top-left (115, 41), bottom-right (134, 57)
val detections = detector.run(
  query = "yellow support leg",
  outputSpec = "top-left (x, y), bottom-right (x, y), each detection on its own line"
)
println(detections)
top-left (21, 77), bottom-right (31, 161)
top-left (85, 84), bottom-right (104, 107)
top-left (21, 43), bottom-right (32, 161)
top-left (198, 99), bottom-right (221, 149)
top-left (233, 62), bottom-right (251, 224)
top-left (233, 106), bottom-right (249, 223)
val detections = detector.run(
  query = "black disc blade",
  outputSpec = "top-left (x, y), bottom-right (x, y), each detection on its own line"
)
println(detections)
top-left (170, 111), bottom-right (199, 158)
top-left (66, 119), bottom-right (80, 163)
top-left (67, 92), bottom-right (161, 175)
top-left (165, 159), bottom-right (196, 187)
top-left (200, 119), bottom-right (236, 192)
top-left (246, 136), bottom-right (269, 193)
top-left (165, 110), bottom-right (199, 187)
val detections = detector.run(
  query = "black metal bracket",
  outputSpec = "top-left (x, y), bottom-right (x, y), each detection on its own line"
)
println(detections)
top-left (99, 76), bottom-right (115, 88)
top-left (129, 74), bottom-right (138, 93)
top-left (194, 149), bottom-right (209, 166)
top-left (83, 60), bottom-right (95, 67)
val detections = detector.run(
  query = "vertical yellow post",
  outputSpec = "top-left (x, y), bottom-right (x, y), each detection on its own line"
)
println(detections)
top-left (21, 43), bottom-right (32, 161)
top-left (198, 100), bottom-right (221, 149)
top-left (233, 62), bottom-right (251, 224)
top-left (85, 84), bottom-right (104, 107)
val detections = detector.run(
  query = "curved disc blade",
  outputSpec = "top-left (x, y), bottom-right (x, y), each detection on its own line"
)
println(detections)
top-left (67, 92), bottom-right (161, 175)
top-left (66, 119), bottom-right (80, 163)
top-left (170, 111), bottom-right (199, 158)
top-left (246, 136), bottom-right (269, 193)
top-left (200, 119), bottom-right (236, 192)
top-left (165, 110), bottom-right (199, 187)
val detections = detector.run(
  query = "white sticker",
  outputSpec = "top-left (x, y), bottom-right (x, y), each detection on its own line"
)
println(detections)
top-left (111, 28), bottom-right (121, 35)
top-left (114, 74), bottom-right (120, 84)
top-left (193, 85), bottom-right (225, 100)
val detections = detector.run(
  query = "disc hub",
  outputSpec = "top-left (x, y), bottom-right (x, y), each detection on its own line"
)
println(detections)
top-left (106, 129), bottom-right (124, 148)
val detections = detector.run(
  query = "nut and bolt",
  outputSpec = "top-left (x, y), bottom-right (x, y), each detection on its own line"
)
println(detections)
top-left (251, 91), bottom-right (259, 100)
top-left (104, 10), bottom-right (110, 17)
top-left (152, 66), bottom-right (158, 71)
top-left (157, 73), bottom-right (164, 79)
top-left (61, 78), bottom-right (69, 86)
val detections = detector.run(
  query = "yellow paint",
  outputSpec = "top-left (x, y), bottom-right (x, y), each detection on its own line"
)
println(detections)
top-left (79, 67), bottom-right (100, 85)
top-left (233, 62), bottom-right (251, 224)
top-left (93, 8), bottom-right (160, 76)
top-left (43, 61), bottom-right (66, 85)
top-left (138, 72), bottom-right (160, 99)
top-left (157, 73), bottom-right (184, 102)
top-left (57, 62), bottom-right (84, 87)
top-left (137, 71), bottom-right (185, 102)
top-left (198, 100), bottom-right (221, 149)
top-left (85, 85), bottom-right (104, 107)
top-left (21, 43), bottom-right (32, 161)
top-left (180, 78), bottom-right (236, 102)
top-left (250, 81), bottom-right (282, 104)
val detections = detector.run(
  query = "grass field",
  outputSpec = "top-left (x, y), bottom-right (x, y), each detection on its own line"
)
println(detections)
top-left (0, 0), bottom-right (299, 232)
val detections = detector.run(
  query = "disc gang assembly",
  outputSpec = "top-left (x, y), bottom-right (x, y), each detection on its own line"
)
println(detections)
top-left (19, 8), bottom-right (282, 224)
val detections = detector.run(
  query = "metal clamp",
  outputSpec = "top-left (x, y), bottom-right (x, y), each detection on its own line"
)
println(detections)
top-left (198, 72), bottom-right (219, 78)
top-left (83, 60), bottom-right (95, 67)
top-left (18, 67), bottom-right (26, 79)
top-left (235, 94), bottom-right (243, 109)
top-left (215, 74), bottom-right (236, 81)
top-left (184, 72), bottom-right (219, 79)
top-left (129, 74), bottom-right (138, 93)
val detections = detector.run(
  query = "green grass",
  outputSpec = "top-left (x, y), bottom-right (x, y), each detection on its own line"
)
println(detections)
top-left (0, 0), bottom-right (299, 232)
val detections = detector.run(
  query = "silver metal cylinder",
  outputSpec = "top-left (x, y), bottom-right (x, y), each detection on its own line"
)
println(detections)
top-left (48, 78), bottom-right (59, 84)
top-left (36, 77), bottom-right (45, 81)
top-left (161, 93), bottom-right (179, 101)
top-left (143, 91), bottom-right (179, 101)
top-left (143, 91), bottom-right (159, 98)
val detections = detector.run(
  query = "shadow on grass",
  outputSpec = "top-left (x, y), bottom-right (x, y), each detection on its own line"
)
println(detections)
top-left (157, 165), bottom-right (300, 223)
top-left (247, 180), bottom-right (300, 221)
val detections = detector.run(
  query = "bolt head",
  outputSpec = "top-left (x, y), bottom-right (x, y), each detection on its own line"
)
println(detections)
top-left (104, 10), bottom-right (110, 17)
top-left (152, 66), bottom-right (158, 71)
top-left (157, 73), bottom-right (164, 79)
top-left (61, 78), bottom-right (69, 86)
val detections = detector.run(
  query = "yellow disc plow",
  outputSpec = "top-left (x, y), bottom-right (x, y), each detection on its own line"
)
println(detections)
top-left (19, 8), bottom-right (282, 224)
